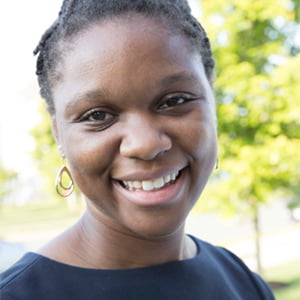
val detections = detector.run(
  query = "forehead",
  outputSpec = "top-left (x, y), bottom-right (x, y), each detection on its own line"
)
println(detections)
top-left (60, 14), bottom-right (196, 64)
top-left (53, 14), bottom-right (206, 103)
top-left (64, 14), bottom-right (195, 64)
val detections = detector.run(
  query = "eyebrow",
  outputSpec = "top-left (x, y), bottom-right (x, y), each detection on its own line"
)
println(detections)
top-left (159, 71), bottom-right (203, 88)
top-left (65, 89), bottom-right (109, 116)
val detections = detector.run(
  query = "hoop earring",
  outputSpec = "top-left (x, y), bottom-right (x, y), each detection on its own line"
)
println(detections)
top-left (55, 164), bottom-right (74, 197)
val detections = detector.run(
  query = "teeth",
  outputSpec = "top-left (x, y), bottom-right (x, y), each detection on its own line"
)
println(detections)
top-left (133, 181), bottom-right (142, 189)
top-left (142, 181), bottom-right (154, 191)
top-left (164, 175), bottom-right (171, 183)
top-left (127, 182), bottom-right (134, 190)
top-left (122, 171), bottom-right (180, 192)
top-left (153, 177), bottom-right (164, 189)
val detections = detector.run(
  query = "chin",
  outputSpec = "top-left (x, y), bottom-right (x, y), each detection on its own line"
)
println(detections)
top-left (119, 205), bottom-right (191, 240)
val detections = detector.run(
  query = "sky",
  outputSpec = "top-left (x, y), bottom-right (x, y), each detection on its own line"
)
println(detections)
top-left (0, 0), bottom-right (201, 172)
top-left (0, 0), bottom-right (62, 171)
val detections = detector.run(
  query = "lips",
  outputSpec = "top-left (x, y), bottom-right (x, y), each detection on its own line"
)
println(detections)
top-left (121, 170), bottom-right (180, 192)
top-left (114, 168), bottom-right (185, 207)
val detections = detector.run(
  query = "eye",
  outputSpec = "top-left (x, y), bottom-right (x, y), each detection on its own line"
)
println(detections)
top-left (78, 108), bottom-right (117, 129)
top-left (158, 95), bottom-right (189, 110)
top-left (84, 110), bottom-right (113, 122)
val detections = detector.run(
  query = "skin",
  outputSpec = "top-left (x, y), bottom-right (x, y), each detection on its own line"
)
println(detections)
top-left (40, 14), bottom-right (218, 269)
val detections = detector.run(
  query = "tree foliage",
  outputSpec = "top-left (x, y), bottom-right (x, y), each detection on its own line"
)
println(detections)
top-left (196, 0), bottom-right (300, 216)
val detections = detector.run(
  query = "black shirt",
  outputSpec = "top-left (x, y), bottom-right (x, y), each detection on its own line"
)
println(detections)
top-left (0, 237), bottom-right (274, 300)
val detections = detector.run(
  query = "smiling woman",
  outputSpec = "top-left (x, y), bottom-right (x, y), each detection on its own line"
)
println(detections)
top-left (0, 1), bottom-right (274, 299)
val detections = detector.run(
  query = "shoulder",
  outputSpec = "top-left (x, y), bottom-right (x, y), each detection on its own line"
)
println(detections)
top-left (192, 237), bottom-right (275, 299)
top-left (0, 253), bottom-right (45, 299)
top-left (1, 253), bottom-right (41, 287)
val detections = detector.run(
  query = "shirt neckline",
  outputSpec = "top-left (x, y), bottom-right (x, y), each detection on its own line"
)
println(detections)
top-left (25, 235), bottom-right (203, 272)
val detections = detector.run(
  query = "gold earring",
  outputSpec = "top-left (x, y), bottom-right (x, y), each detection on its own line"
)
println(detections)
top-left (55, 163), bottom-right (74, 197)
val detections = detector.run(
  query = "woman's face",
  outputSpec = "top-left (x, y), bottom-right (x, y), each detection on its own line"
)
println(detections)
top-left (51, 15), bottom-right (218, 238)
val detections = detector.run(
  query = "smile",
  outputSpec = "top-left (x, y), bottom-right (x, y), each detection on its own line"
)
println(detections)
top-left (120, 170), bottom-right (180, 192)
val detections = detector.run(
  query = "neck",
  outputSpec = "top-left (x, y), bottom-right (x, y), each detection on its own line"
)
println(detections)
top-left (65, 210), bottom-right (196, 269)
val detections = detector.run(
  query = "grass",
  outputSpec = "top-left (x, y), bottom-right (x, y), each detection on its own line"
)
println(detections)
top-left (264, 259), bottom-right (300, 300)
top-left (0, 201), bottom-right (82, 239)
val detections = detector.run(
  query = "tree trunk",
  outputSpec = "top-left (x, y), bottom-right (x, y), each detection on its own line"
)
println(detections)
top-left (253, 206), bottom-right (263, 275)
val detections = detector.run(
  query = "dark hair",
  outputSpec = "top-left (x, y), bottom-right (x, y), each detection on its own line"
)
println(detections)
top-left (34, 0), bottom-right (215, 114)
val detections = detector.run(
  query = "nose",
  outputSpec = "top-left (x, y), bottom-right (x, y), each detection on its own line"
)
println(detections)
top-left (119, 114), bottom-right (172, 160)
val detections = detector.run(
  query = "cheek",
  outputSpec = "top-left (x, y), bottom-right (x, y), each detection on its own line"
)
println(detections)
top-left (176, 109), bottom-right (217, 162)
top-left (182, 117), bottom-right (217, 198)
top-left (186, 124), bottom-right (217, 172)
top-left (63, 129), bottom-right (118, 178)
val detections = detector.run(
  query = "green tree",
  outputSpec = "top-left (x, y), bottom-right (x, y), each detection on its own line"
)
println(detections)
top-left (196, 0), bottom-right (300, 274)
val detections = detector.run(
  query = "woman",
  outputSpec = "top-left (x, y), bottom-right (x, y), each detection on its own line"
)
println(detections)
top-left (0, 0), bottom-right (274, 299)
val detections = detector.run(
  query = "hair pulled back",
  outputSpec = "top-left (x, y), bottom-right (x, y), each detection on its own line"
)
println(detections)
top-left (34, 0), bottom-right (215, 114)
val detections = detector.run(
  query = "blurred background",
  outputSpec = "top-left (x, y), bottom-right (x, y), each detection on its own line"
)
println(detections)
top-left (0, 1), bottom-right (299, 299)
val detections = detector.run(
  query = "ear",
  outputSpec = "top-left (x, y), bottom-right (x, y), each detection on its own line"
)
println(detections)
top-left (51, 116), bottom-right (63, 156)
top-left (51, 115), bottom-right (59, 144)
